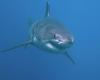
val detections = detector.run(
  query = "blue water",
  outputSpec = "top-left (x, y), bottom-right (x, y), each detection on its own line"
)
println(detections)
top-left (0, 0), bottom-right (99, 80)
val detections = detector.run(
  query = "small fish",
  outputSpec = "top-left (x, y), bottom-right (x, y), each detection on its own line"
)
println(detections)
top-left (1, 1), bottom-right (75, 63)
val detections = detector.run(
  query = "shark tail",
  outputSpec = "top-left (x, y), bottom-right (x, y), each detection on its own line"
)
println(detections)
top-left (0, 40), bottom-right (32, 52)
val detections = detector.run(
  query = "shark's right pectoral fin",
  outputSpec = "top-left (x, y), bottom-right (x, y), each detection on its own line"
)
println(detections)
top-left (0, 41), bottom-right (33, 52)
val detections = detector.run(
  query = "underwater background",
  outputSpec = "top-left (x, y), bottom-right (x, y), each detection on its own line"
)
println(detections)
top-left (0, 0), bottom-right (99, 80)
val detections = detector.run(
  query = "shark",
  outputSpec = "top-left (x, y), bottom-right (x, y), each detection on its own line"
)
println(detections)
top-left (1, 1), bottom-right (75, 63)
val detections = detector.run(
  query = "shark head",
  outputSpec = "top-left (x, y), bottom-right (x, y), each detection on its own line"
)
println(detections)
top-left (44, 27), bottom-right (74, 52)
top-left (50, 32), bottom-right (74, 49)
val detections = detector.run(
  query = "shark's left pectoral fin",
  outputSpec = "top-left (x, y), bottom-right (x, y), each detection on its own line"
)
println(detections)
top-left (64, 51), bottom-right (75, 64)
top-left (0, 40), bottom-right (32, 52)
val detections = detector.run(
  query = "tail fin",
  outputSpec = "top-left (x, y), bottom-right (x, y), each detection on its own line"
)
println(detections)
top-left (0, 41), bottom-right (32, 52)
top-left (45, 0), bottom-right (50, 17)
top-left (64, 52), bottom-right (75, 64)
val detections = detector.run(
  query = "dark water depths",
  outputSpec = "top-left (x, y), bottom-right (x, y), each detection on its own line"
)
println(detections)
top-left (0, 0), bottom-right (99, 80)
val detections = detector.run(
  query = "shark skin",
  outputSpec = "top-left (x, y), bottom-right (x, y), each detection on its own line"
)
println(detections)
top-left (1, 1), bottom-right (75, 63)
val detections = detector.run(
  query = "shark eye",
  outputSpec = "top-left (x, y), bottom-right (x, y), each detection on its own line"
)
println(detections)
top-left (54, 33), bottom-right (62, 39)
top-left (51, 32), bottom-right (61, 40)
top-left (53, 34), bottom-right (56, 38)
top-left (53, 34), bottom-right (59, 39)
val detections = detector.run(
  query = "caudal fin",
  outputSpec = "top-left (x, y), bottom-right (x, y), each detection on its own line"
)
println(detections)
top-left (0, 41), bottom-right (32, 52)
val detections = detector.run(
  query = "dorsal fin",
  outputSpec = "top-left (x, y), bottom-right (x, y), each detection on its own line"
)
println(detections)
top-left (45, 1), bottom-right (50, 17)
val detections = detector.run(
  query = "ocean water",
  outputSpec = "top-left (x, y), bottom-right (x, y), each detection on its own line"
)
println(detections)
top-left (0, 0), bottom-right (99, 80)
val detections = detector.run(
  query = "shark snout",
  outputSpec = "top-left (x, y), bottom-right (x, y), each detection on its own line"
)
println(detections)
top-left (50, 34), bottom-right (74, 49)
top-left (65, 36), bottom-right (74, 47)
top-left (58, 37), bottom-right (73, 48)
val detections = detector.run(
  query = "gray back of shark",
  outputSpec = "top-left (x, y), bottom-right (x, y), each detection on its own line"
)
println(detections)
top-left (1, 1), bottom-right (75, 63)
top-left (31, 2), bottom-right (74, 52)
top-left (31, 17), bottom-right (73, 52)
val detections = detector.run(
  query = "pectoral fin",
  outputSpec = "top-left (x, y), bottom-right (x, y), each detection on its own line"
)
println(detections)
top-left (0, 41), bottom-right (32, 52)
top-left (64, 52), bottom-right (75, 64)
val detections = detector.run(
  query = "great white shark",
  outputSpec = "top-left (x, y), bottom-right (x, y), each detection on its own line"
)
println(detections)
top-left (1, 1), bottom-right (75, 63)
